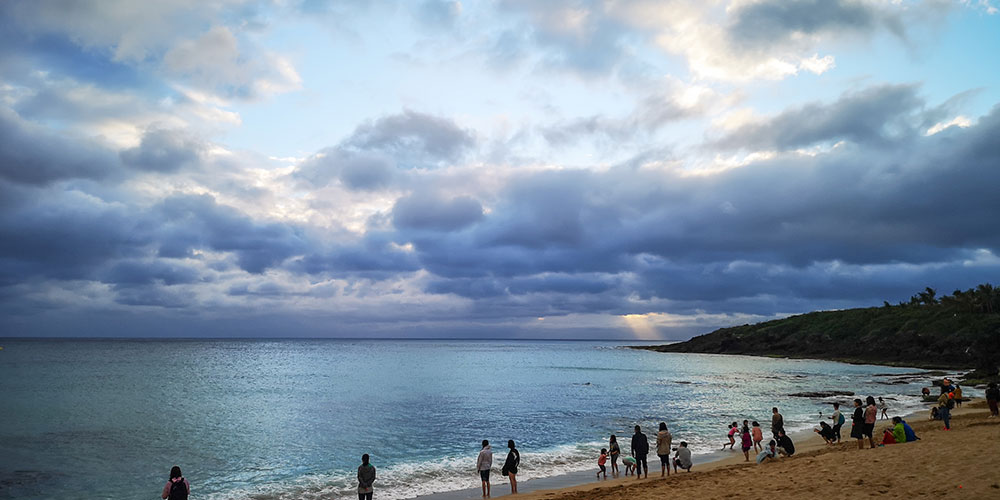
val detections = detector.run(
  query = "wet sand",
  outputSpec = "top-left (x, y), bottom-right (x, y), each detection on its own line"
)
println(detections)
top-left (506, 400), bottom-right (998, 500)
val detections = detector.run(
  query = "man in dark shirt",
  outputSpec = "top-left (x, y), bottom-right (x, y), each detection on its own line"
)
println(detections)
top-left (630, 425), bottom-right (649, 479)
top-left (776, 430), bottom-right (795, 457)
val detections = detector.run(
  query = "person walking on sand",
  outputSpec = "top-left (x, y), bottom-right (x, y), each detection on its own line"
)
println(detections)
top-left (771, 407), bottom-right (784, 440)
top-left (597, 448), bottom-right (608, 479)
top-left (630, 425), bottom-right (649, 479)
top-left (161, 465), bottom-right (190, 500)
top-left (751, 421), bottom-right (763, 452)
top-left (477, 440), bottom-right (493, 497)
top-left (609, 435), bottom-right (621, 476)
top-left (850, 398), bottom-right (865, 450)
top-left (656, 422), bottom-right (672, 477)
top-left (740, 422), bottom-right (753, 461)
top-left (937, 388), bottom-right (954, 430)
top-left (878, 397), bottom-right (889, 420)
top-left (864, 396), bottom-right (878, 448)
top-left (357, 454), bottom-right (376, 500)
top-left (829, 402), bottom-right (844, 443)
top-left (673, 441), bottom-right (693, 473)
top-left (986, 382), bottom-right (999, 418)
top-left (502, 440), bottom-right (519, 494)
top-left (723, 421), bottom-right (737, 450)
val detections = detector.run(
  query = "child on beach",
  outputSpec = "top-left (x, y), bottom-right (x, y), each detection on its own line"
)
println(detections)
top-left (723, 421), bottom-right (737, 450)
top-left (597, 448), bottom-right (608, 479)
top-left (621, 456), bottom-right (637, 476)
top-left (751, 421), bottom-right (763, 452)
top-left (878, 397), bottom-right (889, 420)
top-left (756, 440), bottom-right (777, 464)
top-left (609, 435), bottom-right (620, 476)
top-left (740, 423), bottom-right (753, 461)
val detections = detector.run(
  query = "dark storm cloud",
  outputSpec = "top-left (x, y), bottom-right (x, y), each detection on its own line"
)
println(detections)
top-left (392, 193), bottom-right (484, 231)
top-left (0, 107), bottom-right (121, 185)
top-left (285, 232), bottom-right (421, 278)
top-left (727, 0), bottom-right (905, 47)
top-left (714, 84), bottom-right (923, 151)
top-left (152, 194), bottom-right (307, 274)
top-left (101, 259), bottom-right (202, 288)
top-left (295, 110), bottom-right (474, 189)
top-left (119, 128), bottom-right (206, 172)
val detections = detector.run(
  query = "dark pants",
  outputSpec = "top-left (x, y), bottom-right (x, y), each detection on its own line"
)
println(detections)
top-left (358, 493), bottom-right (372, 500)
top-left (832, 423), bottom-right (842, 441)
top-left (636, 456), bottom-right (647, 475)
top-left (988, 399), bottom-right (998, 416)
top-left (940, 407), bottom-right (951, 429)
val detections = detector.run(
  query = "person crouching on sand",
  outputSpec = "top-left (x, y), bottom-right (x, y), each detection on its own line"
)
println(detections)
top-left (673, 441), bottom-right (692, 473)
top-left (756, 440), bottom-right (777, 464)
top-left (597, 448), bottom-right (608, 479)
top-left (477, 440), bottom-right (493, 498)
top-left (656, 422), bottom-right (673, 477)
top-left (815, 421), bottom-right (836, 445)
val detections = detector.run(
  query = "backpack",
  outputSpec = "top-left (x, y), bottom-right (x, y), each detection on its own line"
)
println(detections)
top-left (168, 478), bottom-right (188, 500)
top-left (946, 398), bottom-right (955, 409)
top-left (837, 413), bottom-right (845, 426)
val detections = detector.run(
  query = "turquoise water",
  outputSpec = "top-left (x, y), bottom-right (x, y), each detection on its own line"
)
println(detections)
top-left (0, 339), bottom-right (936, 499)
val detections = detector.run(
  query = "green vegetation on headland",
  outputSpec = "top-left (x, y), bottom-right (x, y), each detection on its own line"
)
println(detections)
top-left (637, 284), bottom-right (1000, 383)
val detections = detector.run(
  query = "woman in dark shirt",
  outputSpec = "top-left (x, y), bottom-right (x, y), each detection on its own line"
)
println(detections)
top-left (503, 440), bottom-right (520, 494)
top-left (850, 398), bottom-right (865, 449)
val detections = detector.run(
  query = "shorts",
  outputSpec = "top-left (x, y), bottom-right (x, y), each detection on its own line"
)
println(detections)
top-left (658, 454), bottom-right (670, 465)
top-left (862, 423), bottom-right (875, 438)
top-left (742, 445), bottom-right (751, 452)
top-left (850, 424), bottom-right (863, 439)
top-left (480, 470), bottom-right (490, 482)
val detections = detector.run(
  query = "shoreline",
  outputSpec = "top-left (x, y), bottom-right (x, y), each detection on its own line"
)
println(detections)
top-left (414, 404), bottom-right (935, 500)
top-left (482, 401), bottom-right (995, 500)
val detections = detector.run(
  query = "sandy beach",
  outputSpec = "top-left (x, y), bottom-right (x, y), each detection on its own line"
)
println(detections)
top-left (509, 400), bottom-right (999, 500)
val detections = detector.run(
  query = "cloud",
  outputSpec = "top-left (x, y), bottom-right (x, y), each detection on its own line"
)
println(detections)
top-left (119, 128), bottom-right (206, 172)
top-left (392, 193), bottom-right (484, 231)
top-left (294, 110), bottom-right (475, 189)
top-left (0, 107), bottom-right (122, 185)
top-left (713, 84), bottom-right (923, 151)
top-left (726, 0), bottom-right (905, 48)
top-left (163, 26), bottom-right (302, 99)
top-left (417, 0), bottom-right (463, 29)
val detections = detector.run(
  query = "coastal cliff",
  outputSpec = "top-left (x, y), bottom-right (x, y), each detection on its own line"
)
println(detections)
top-left (637, 285), bottom-right (1000, 374)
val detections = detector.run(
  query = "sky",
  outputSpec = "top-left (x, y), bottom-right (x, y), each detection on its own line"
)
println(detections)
top-left (1, 0), bottom-right (999, 340)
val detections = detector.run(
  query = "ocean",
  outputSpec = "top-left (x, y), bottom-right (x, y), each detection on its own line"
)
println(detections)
top-left (0, 339), bottom-right (944, 499)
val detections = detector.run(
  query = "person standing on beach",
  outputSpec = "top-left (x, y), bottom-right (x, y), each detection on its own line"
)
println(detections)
top-left (864, 396), bottom-right (878, 448)
top-left (609, 435), bottom-right (621, 476)
top-left (357, 454), bottom-right (376, 500)
top-left (161, 466), bottom-right (189, 500)
top-left (829, 402), bottom-right (844, 443)
top-left (877, 397), bottom-right (889, 420)
top-left (986, 382), bottom-right (999, 417)
top-left (630, 425), bottom-right (649, 479)
top-left (937, 388), bottom-right (953, 430)
top-left (954, 385), bottom-right (963, 407)
top-left (656, 422), bottom-right (672, 477)
top-left (740, 422), bottom-right (753, 461)
top-left (751, 421), bottom-right (763, 452)
top-left (771, 407), bottom-right (784, 440)
top-left (502, 440), bottom-right (519, 494)
top-left (850, 398), bottom-right (865, 449)
top-left (477, 440), bottom-right (493, 497)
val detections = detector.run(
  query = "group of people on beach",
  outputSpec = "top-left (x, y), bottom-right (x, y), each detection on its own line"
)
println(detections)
top-left (161, 377), bottom-right (989, 499)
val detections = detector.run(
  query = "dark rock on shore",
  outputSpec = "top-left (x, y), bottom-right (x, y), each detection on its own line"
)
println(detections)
top-left (789, 391), bottom-right (855, 398)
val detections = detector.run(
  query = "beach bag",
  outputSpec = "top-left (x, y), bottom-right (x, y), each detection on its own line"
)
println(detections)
top-left (168, 478), bottom-right (188, 500)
